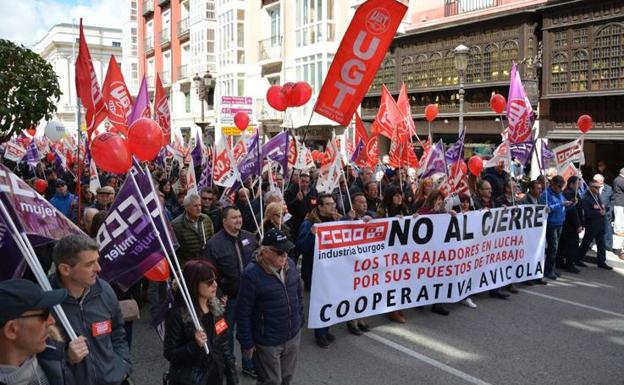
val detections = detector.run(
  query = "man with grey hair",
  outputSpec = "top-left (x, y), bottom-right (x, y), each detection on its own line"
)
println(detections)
top-left (50, 234), bottom-right (132, 385)
top-left (593, 173), bottom-right (616, 254)
top-left (172, 192), bottom-right (214, 265)
top-left (613, 168), bottom-right (624, 240)
top-left (81, 207), bottom-right (99, 235)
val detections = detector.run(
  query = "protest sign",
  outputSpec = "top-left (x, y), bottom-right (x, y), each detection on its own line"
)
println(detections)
top-left (308, 205), bottom-right (547, 328)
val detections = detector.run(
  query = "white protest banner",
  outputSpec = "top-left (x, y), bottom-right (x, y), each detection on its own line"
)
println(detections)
top-left (308, 205), bottom-right (547, 328)
top-left (4, 142), bottom-right (27, 162)
top-left (553, 138), bottom-right (585, 168)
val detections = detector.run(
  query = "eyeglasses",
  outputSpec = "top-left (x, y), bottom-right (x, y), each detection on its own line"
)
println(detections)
top-left (16, 309), bottom-right (51, 322)
top-left (202, 279), bottom-right (216, 286)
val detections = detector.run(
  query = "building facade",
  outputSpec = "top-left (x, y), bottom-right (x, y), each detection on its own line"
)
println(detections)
top-left (33, 23), bottom-right (123, 133)
top-left (122, 0), bottom-right (141, 95)
top-left (363, 0), bottom-right (624, 168)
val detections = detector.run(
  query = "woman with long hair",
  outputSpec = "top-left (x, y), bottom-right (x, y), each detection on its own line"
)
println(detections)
top-left (412, 177), bottom-right (434, 212)
top-left (164, 260), bottom-right (237, 385)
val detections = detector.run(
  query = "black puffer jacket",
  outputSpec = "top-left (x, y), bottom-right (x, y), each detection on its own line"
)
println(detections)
top-left (163, 302), bottom-right (237, 385)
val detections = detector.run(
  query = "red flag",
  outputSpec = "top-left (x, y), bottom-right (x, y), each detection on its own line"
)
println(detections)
top-left (397, 83), bottom-right (417, 137)
top-left (75, 19), bottom-right (106, 140)
top-left (354, 111), bottom-right (369, 144)
top-left (102, 55), bottom-right (133, 136)
top-left (374, 85), bottom-right (400, 139)
top-left (314, 0), bottom-right (407, 125)
top-left (154, 74), bottom-right (171, 145)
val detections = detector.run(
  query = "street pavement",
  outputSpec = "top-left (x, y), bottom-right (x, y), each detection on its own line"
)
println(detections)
top-left (129, 251), bottom-right (624, 385)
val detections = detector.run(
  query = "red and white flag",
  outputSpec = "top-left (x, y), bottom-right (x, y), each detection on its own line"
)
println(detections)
top-left (316, 137), bottom-right (342, 194)
top-left (212, 136), bottom-right (238, 188)
top-left (75, 19), bottom-right (107, 140)
top-left (154, 74), bottom-right (171, 145)
top-left (314, 0), bottom-right (407, 125)
top-left (506, 62), bottom-right (534, 143)
top-left (89, 157), bottom-right (101, 194)
top-left (101, 55), bottom-right (133, 136)
top-left (553, 138), bottom-right (585, 169)
top-left (186, 156), bottom-right (198, 195)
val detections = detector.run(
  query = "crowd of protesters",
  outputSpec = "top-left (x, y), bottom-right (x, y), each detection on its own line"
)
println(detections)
top-left (1, 150), bottom-right (623, 385)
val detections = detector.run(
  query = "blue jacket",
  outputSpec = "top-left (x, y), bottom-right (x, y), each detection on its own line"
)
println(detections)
top-left (235, 257), bottom-right (304, 349)
top-left (539, 187), bottom-right (567, 226)
top-left (50, 192), bottom-right (76, 221)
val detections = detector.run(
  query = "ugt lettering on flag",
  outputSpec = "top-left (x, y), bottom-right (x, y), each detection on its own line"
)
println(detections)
top-left (314, 0), bottom-right (407, 126)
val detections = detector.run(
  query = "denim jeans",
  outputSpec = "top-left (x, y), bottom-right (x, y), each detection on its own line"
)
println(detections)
top-left (545, 225), bottom-right (563, 275)
top-left (225, 298), bottom-right (254, 370)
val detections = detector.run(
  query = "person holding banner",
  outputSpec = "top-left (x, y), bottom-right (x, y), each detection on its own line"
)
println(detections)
top-left (236, 229), bottom-right (304, 385)
top-left (49, 234), bottom-right (132, 385)
top-left (577, 181), bottom-right (613, 270)
top-left (0, 279), bottom-right (72, 385)
top-left (163, 260), bottom-right (237, 385)
top-left (540, 176), bottom-right (574, 280)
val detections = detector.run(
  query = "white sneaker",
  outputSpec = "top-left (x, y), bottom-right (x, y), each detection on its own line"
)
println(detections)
top-left (462, 298), bottom-right (477, 309)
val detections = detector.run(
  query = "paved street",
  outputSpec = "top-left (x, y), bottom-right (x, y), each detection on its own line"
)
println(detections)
top-left (130, 253), bottom-right (624, 385)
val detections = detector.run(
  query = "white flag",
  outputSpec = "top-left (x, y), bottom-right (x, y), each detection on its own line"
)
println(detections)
top-left (186, 156), bottom-right (198, 195)
top-left (552, 138), bottom-right (585, 169)
top-left (89, 158), bottom-right (101, 194)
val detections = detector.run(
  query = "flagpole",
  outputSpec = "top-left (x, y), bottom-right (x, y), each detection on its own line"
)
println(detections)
top-left (132, 171), bottom-right (209, 354)
top-left (0, 200), bottom-right (78, 341)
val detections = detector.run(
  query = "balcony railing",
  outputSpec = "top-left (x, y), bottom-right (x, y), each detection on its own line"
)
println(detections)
top-left (262, 0), bottom-right (279, 6)
top-left (142, 0), bottom-right (154, 16)
top-left (258, 36), bottom-right (282, 61)
top-left (444, 0), bottom-right (502, 17)
top-left (161, 71), bottom-right (171, 85)
top-left (144, 37), bottom-right (154, 55)
top-left (361, 101), bottom-right (494, 118)
top-left (177, 18), bottom-right (189, 39)
top-left (159, 28), bottom-right (171, 46)
top-left (177, 64), bottom-right (189, 81)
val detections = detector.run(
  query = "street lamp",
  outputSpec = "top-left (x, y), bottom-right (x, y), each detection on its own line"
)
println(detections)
top-left (193, 71), bottom-right (216, 142)
top-left (454, 43), bottom-right (469, 135)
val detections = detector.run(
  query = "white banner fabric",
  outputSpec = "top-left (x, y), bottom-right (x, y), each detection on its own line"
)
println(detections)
top-left (308, 205), bottom-right (547, 328)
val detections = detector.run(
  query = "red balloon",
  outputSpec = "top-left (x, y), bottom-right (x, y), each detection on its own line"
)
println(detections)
top-left (234, 111), bottom-right (250, 131)
top-left (450, 160), bottom-right (467, 176)
top-left (91, 132), bottom-right (132, 174)
top-left (145, 259), bottom-right (170, 282)
top-left (281, 82), bottom-right (296, 106)
top-left (490, 94), bottom-right (506, 114)
top-left (424, 104), bottom-right (439, 122)
top-left (290, 82), bottom-right (313, 107)
top-left (46, 152), bottom-right (55, 162)
top-left (128, 118), bottom-right (163, 161)
top-left (26, 128), bottom-right (37, 137)
top-left (33, 178), bottom-right (48, 194)
top-left (468, 155), bottom-right (484, 176)
top-left (266, 85), bottom-right (287, 111)
top-left (577, 114), bottom-right (593, 134)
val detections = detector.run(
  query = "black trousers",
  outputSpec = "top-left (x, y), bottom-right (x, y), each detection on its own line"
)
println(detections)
top-left (578, 222), bottom-right (606, 265)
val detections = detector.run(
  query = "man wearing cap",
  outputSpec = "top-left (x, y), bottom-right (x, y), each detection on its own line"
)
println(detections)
top-left (91, 186), bottom-right (116, 211)
top-left (236, 229), bottom-right (304, 385)
top-left (49, 234), bottom-right (132, 385)
top-left (49, 179), bottom-right (77, 222)
top-left (0, 279), bottom-right (72, 385)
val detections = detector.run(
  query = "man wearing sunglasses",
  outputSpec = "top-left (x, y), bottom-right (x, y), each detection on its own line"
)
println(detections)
top-left (236, 228), bottom-right (304, 385)
top-left (0, 279), bottom-right (70, 385)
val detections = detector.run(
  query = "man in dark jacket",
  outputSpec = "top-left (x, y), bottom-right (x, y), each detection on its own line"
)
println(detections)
top-left (172, 193), bottom-right (214, 266)
top-left (482, 161), bottom-right (509, 198)
top-left (558, 176), bottom-right (583, 273)
top-left (204, 206), bottom-right (259, 378)
top-left (577, 181), bottom-right (612, 270)
top-left (0, 279), bottom-right (73, 385)
top-left (236, 229), bottom-right (303, 385)
top-left (284, 173), bottom-right (317, 237)
top-left (593, 174), bottom-right (616, 253)
top-left (613, 167), bottom-right (624, 238)
top-left (50, 234), bottom-right (132, 385)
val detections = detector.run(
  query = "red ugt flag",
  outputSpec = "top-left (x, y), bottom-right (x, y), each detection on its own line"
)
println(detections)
top-left (314, 0), bottom-right (407, 126)
top-left (154, 74), bottom-right (171, 145)
top-left (75, 19), bottom-right (106, 140)
top-left (102, 55), bottom-right (133, 137)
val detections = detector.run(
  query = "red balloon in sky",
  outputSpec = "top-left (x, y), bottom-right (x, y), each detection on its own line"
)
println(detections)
top-left (127, 118), bottom-right (163, 161)
top-left (290, 81), bottom-right (313, 107)
top-left (577, 114), bottom-right (593, 134)
top-left (490, 94), bottom-right (506, 114)
top-left (91, 132), bottom-right (132, 174)
top-left (266, 85), bottom-right (287, 111)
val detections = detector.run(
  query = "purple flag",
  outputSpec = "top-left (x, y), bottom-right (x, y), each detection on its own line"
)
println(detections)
top-left (509, 141), bottom-right (534, 166)
top-left (263, 131), bottom-right (289, 175)
top-left (541, 141), bottom-right (555, 160)
top-left (237, 133), bottom-right (261, 182)
top-left (506, 62), bottom-right (534, 144)
top-left (421, 140), bottom-right (446, 178)
top-left (23, 140), bottom-right (41, 167)
top-left (0, 164), bottom-right (84, 280)
top-left (351, 139), bottom-right (365, 163)
top-left (128, 76), bottom-right (150, 126)
top-left (52, 148), bottom-right (66, 175)
top-left (444, 129), bottom-right (465, 164)
top-left (97, 175), bottom-right (164, 288)
top-left (190, 131), bottom-right (203, 167)
top-left (0, 213), bottom-right (28, 281)
top-left (154, 148), bottom-right (167, 169)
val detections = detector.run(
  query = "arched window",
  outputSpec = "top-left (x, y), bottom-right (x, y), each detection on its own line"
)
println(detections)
top-left (401, 56), bottom-right (415, 88)
top-left (592, 23), bottom-right (624, 90)
top-left (551, 52), bottom-right (568, 93)
top-left (483, 43), bottom-right (499, 81)
top-left (443, 50), bottom-right (457, 85)
top-left (429, 52), bottom-right (443, 86)
top-left (500, 41), bottom-right (518, 77)
top-left (414, 54), bottom-right (428, 88)
top-left (466, 46), bottom-right (482, 84)
top-left (570, 50), bottom-right (588, 92)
